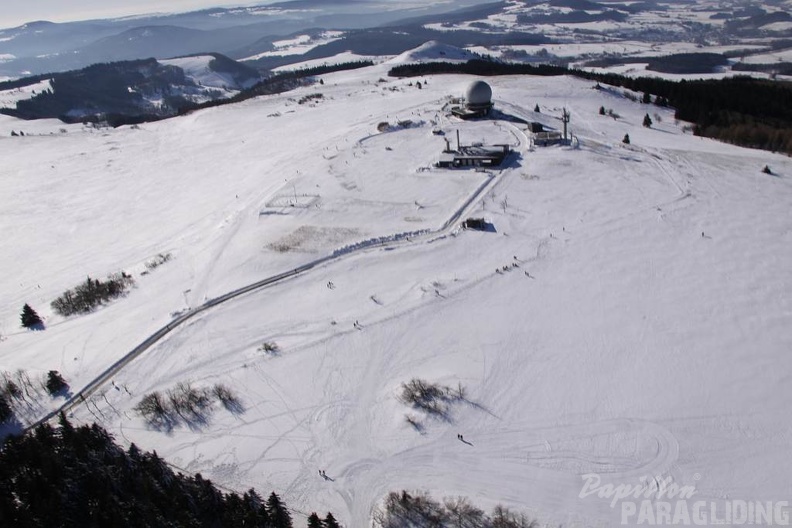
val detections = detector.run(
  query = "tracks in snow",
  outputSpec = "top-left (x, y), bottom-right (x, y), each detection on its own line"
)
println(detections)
top-left (23, 121), bottom-right (519, 435)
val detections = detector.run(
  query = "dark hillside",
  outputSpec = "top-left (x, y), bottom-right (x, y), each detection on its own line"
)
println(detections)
top-left (0, 416), bottom-right (312, 527)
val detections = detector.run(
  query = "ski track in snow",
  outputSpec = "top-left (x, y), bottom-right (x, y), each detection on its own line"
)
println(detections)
top-left (2, 60), bottom-right (791, 526)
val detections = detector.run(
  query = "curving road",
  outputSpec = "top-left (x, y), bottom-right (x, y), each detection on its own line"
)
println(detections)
top-left (24, 116), bottom-right (528, 434)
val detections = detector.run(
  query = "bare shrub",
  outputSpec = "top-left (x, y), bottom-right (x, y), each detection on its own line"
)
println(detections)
top-left (212, 383), bottom-right (243, 413)
top-left (444, 496), bottom-right (485, 528)
top-left (137, 381), bottom-right (245, 430)
top-left (167, 382), bottom-right (210, 418)
top-left (259, 341), bottom-right (280, 354)
top-left (145, 252), bottom-right (172, 271)
top-left (375, 491), bottom-right (447, 528)
top-left (134, 391), bottom-right (169, 426)
top-left (398, 379), bottom-right (463, 418)
top-left (491, 505), bottom-right (537, 528)
top-left (51, 272), bottom-right (135, 316)
top-left (374, 490), bottom-right (536, 528)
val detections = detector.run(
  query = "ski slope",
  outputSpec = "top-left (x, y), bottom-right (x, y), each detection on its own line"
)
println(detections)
top-left (1, 51), bottom-right (791, 526)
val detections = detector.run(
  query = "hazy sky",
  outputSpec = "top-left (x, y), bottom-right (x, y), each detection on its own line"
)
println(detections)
top-left (0, 1), bottom-right (272, 29)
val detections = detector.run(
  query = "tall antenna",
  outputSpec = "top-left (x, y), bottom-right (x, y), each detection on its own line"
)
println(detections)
top-left (561, 108), bottom-right (570, 142)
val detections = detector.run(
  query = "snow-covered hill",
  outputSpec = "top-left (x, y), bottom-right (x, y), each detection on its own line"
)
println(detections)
top-left (386, 41), bottom-right (483, 65)
top-left (160, 54), bottom-right (261, 90)
top-left (0, 52), bottom-right (790, 526)
top-left (0, 54), bottom-right (261, 120)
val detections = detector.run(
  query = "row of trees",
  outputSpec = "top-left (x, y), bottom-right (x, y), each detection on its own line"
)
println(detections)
top-left (50, 272), bottom-right (134, 316)
top-left (0, 415), bottom-right (331, 527)
top-left (374, 490), bottom-right (535, 528)
top-left (0, 369), bottom-right (68, 425)
top-left (135, 382), bottom-right (244, 431)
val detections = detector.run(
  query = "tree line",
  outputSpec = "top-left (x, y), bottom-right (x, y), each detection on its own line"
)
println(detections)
top-left (0, 416), bottom-right (334, 527)
top-left (0, 59), bottom-right (374, 127)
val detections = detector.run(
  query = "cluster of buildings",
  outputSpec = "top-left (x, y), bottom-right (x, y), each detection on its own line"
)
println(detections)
top-left (438, 80), bottom-right (569, 169)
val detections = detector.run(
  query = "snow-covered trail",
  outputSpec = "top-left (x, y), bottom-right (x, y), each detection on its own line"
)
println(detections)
top-left (4, 62), bottom-right (792, 527)
top-left (87, 131), bottom-right (790, 525)
top-left (27, 99), bottom-right (530, 436)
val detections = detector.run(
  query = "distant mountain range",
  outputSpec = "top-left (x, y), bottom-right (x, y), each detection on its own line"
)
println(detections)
top-left (0, 0), bottom-right (489, 78)
top-left (2, 0), bottom-right (790, 82)
top-left (1, 0), bottom-right (791, 124)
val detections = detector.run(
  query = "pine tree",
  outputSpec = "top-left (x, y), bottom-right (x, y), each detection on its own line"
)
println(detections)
top-left (20, 303), bottom-right (43, 329)
top-left (642, 91), bottom-right (651, 104)
top-left (244, 489), bottom-right (271, 526)
top-left (599, 106), bottom-right (606, 115)
top-left (533, 104), bottom-right (540, 113)
top-left (267, 492), bottom-right (293, 528)
top-left (0, 393), bottom-right (13, 423)
top-left (622, 133), bottom-right (631, 144)
top-left (307, 512), bottom-right (323, 528)
top-left (643, 113), bottom-right (653, 128)
top-left (45, 370), bottom-right (68, 396)
top-left (324, 512), bottom-right (341, 528)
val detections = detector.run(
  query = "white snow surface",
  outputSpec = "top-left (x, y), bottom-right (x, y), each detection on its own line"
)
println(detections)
top-left (0, 78), bottom-right (51, 108)
top-left (386, 41), bottom-right (482, 65)
top-left (273, 52), bottom-right (381, 73)
top-left (0, 55), bottom-right (791, 527)
top-left (160, 55), bottom-right (255, 90)
top-left (240, 31), bottom-right (346, 62)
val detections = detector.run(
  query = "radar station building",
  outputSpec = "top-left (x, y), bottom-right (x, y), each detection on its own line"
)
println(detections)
top-left (451, 80), bottom-right (494, 119)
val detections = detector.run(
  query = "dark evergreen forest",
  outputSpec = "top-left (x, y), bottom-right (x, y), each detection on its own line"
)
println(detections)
top-left (0, 415), bottom-right (325, 527)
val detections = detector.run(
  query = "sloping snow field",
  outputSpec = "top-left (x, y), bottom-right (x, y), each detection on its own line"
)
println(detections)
top-left (1, 54), bottom-right (791, 526)
top-left (161, 55), bottom-right (257, 90)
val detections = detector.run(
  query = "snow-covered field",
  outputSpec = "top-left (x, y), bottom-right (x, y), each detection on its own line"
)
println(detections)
top-left (1, 50), bottom-right (791, 526)
top-left (160, 55), bottom-right (258, 91)
top-left (0, 78), bottom-right (51, 108)
top-left (240, 32), bottom-right (346, 62)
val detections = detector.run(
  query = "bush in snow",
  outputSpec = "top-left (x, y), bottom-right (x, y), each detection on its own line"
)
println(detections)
top-left (259, 341), bottom-right (280, 354)
top-left (51, 272), bottom-right (135, 316)
top-left (167, 382), bottom-right (211, 419)
top-left (134, 391), bottom-right (169, 426)
top-left (212, 383), bottom-right (243, 412)
top-left (398, 379), bottom-right (464, 418)
top-left (144, 252), bottom-right (172, 271)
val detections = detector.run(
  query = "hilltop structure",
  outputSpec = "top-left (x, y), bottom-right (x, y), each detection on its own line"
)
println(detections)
top-left (437, 130), bottom-right (510, 168)
top-left (451, 80), bottom-right (494, 119)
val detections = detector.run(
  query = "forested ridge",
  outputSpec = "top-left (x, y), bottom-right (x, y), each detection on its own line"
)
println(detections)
top-left (0, 415), bottom-right (319, 527)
